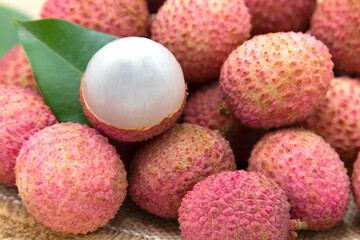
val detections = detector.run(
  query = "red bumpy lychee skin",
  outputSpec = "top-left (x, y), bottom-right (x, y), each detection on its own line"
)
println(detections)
top-left (311, 0), bottom-right (360, 75)
top-left (128, 123), bottom-right (236, 219)
top-left (41, 0), bottom-right (149, 38)
top-left (0, 45), bottom-right (38, 92)
top-left (248, 128), bottom-right (350, 231)
top-left (179, 170), bottom-right (305, 240)
top-left (15, 122), bottom-right (128, 235)
top-left (302, 77), bottom-right (360, 165)
top-left (183, 82), bottom-right (265, 167)
top-left (0, 84), bottom-right (57, 187)
top-left (352, 153), bottom-right (360, 210)
top-left (245, 0), bottom-right (316, 35)
top-left (220, 32), bottom-right (334, 129)
top-left (151, 0), bottom-right (251, 83)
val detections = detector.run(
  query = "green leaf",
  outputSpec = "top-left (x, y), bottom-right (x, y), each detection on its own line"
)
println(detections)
top-left (13, 18), bottom-right (118, 125)
top-left (0, 6), bottom-right (30, 56)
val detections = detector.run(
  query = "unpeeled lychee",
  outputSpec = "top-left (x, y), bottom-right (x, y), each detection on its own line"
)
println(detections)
top-left (151, 0), bottom-right (251, 83)
top-left (183, 82), bottom-right (265, 167)
top-left (351, 153), bottom-right (360, 210)
top-left (311, 0), bottom-right (360, 75)
top-left (15, 122), bottom-right (127, 235)
top-left (302, 77), bottom-right (360, 167)
top-left (41, 0), bottom-right (149, 38)
top-left (0, 45), bottom-right (38, 92)
top-left (248, 128), bottom-right (350, 230)
top-left (245, 0), bottom-right (316, 35)
top-left (128, 123), bottom-right (236, 218)
top-left (179, 170), bottom-right (306, 240)
top-left (220, 32), bottom-right (334, 129)
top-left (0, 84), bottom-right (57, 187)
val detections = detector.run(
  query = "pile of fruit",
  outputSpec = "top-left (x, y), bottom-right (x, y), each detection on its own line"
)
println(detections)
top-left (1, 0), bottom-right (359, 239)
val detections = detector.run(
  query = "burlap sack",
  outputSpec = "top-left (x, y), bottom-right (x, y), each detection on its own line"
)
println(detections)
top-left (1, 183), bottom-right (360, 240)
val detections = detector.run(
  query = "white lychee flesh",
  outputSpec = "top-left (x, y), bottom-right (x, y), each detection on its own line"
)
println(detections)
top-left (82, 37), bottom-right (186, 129)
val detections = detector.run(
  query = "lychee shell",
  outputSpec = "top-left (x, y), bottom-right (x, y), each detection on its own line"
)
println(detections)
top-left (15, 122), bottom-right (128, 235)
top-left (248, 128), bottom-right (350, 230)
top-left (0, 45), bottom-right (38, 92)
top-left (179, 170), bottom-right (301, 240)
top-left (41, 0), bottom-right (149, 38)
top-left (220, 32), bottom-right (334, 129)
top-left (151, 0), bottom-right (251, 83)
top-left (0, 84), bottom-right (57, 187)
top-left (128, 123), bottom-right (236, 218)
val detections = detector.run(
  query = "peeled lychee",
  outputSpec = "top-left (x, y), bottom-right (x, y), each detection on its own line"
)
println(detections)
top-left (0, 84), bottom-right (57, 187)
top-left (311, 0), bottom-right (360, 75)
top-left (15, 122), bottom-right (127, 235)
top-left (128, 123), bottom-right (236, 219)
top-left (183, 82), bottom-right (265, 167)
top-left (41, 0), bottom-right (149, 38)
top-left (248, 128), bottom-right (350, 230)
top-left (245, 0), bottom-right (316, 35)
top-left (80, 37), bottom-right (187, 142)
top-left (151, 0), bottom-right (251, 83)
top-left (179, 170), bottom-right (306, 240)
top-left (220, 32), bottom-right (334, 129)
top-left (302, 77), bottom-right (360, 167)
top-left (0, 45), bottom-right (38, 92)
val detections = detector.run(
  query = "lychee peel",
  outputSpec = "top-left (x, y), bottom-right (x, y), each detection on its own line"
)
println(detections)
top-left (0, 84), bottom-right (57, 187)
top-left (302, 77), bottom-right (360, 163)
top-left (245, 0), bottom-right (316, 35)
top-left (41, 0), bottom-right (149, 38)
top-left (15, 122), bottom-right (128, 235)
top-left (179, 170), bottom-right (305, 240)
top-left (128, 123), bottom-right (236, 219)
top-left (352, 152), bottom-right (360, 210)
top-left (311, 0), bottom-right (360, 75)
top-left (0, 45), bottom-right (38, 92)
top-left (220, 32), bottom-right (334, 129)
top-left (248, 128), bottom-right (350, 230)
top-left (151, 0), bottom-right (251, 83)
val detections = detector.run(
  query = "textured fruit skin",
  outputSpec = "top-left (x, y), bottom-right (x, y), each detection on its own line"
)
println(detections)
top-left (151, 0), bottom-right (251, 83)
top-left (302, 77), bottom-right (360, 165)
top-left (0, 84), bottom-right (57, 187)
top-left (183, 82), bottom-right (265, 167)
top-left (41, 0), bottom-right (149, 38)
top-left (352, 153), bottom-right (360, 210)
top-left (311, 0), bottom-right (360, 75)
top-left (179, 170), bottom-right (301, 240)
top-left (0, 45), bottom-right (38, 92)
top-left (15, 122), bottom-right (127, 235)
top-left (128, 123), bottom-right (236, 219)
top-left (220, 32), bottom-right (334, 129)
top-left (248, 128), bottom-right (350, 230)
top-left (79, 77), bottom-right (187, 142)
top-left (245, 0), bottom-right (316, 35)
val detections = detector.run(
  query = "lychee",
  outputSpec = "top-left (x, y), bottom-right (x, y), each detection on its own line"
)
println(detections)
top-left (179, 170), bottom-right (306, 240)
top-left (151, 0), bottom-right (251, 83)
top-left (80, 37), bottom-right (187, 142)
top-left (0, 45), bottom-right (38, 92)
top-left (15, 122), bottom-right (127, 235)
top-left (220, 32), bottom-right (334, 129)
top-left (302, 77), bottom-right (360, 167)
top-left (183, 82), bottom-right (265, 167)
top-left (0, 84), bottom-right (57, 187)
top-left (311, 0), bottom-right (360, 75)
top-left (351, 152), bottom-right (360, 210)
top-left (128, 123), bottom-right (236, 219)
top-left (40, 0), bottom-right (150, 38)
top-left (245, 0), bottom-right (316, 35)
top-left (248, 128), bottom-right (350, 230)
